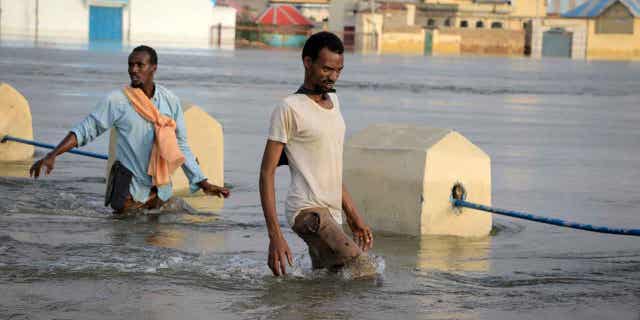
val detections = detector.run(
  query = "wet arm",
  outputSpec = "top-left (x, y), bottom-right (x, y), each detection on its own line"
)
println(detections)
top-left (31, 98), bottom-right (117, 178)
top-left (342, 184), bottom-right (362, 224)
top-left (259, 140), bottom-right (293, 275)
top-left (342, 184), bottom-right (373, 250)
top-left (46, 132), bottom-right (79, 157)
top-left (260, 140), bottom-right (286, 240)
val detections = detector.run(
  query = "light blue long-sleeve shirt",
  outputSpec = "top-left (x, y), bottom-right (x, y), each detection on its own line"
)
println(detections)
top-left (71, 84), bottom-right (206, 203)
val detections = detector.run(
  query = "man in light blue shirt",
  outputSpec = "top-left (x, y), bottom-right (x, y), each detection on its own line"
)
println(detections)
top-left (30, 45), bottom-right (229, 213)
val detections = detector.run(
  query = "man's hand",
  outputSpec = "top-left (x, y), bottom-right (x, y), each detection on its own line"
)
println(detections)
top-left (347, 216), bottom-right (373, 252)
top-left (198, 179), bottom-right (230, 198)
top-left (29, 153), bottom-right (56, 179)
top-left (268, 235), bottom-right (293, 276)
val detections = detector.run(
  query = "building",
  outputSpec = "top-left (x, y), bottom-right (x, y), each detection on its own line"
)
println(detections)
top-left (566, 0), bottom-right (640, 59)
top-left (0, 0), bottom-right (236, 49)
top-left (416, 0), bottom-right (547, 31)
top-left (531, 0), bottom-right (640, 60)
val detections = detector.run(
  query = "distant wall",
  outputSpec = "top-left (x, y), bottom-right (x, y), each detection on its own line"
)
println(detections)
top-left (355, 13), bottom-right (382, 54)
top-left (380, 26), bottom-right (424, 55)
top-left (129, 0), bottom-right (212, 48)
top-left (442, 28), bottom-right (525, 55)
top-left (0, 0), bottom-right (91, 44)
top-left (211, 6), bottom-right (237, 49)
top-left (432, 30), bottom-right (460, 55)
top-left (0, 0), bottom-right (236, 49)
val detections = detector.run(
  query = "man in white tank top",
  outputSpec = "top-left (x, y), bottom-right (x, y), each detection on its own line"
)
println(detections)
top-left (259, 32), bottom-right (373, 276)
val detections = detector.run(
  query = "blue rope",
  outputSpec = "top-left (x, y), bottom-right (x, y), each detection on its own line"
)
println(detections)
top-left (452, 199), bottom-right (640, 236)
top-left (1, 135), bottom-right (108, 160)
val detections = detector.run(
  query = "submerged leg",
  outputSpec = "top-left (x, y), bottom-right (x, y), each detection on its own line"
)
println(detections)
top-left (292, 208), bottom-right (363, 270)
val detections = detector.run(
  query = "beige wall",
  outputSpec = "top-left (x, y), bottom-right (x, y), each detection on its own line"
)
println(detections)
top-left (586, 18), bottom-right (640, 60)
top-left (380, 27), bottom-right (424, 55)
top-left (432, 30), bottom-right (461, 55)
top-left (442, 28), bottom-right (525, 55)
top-left (511, 0), bottom-right (546, 18)
top-left (381, 9), bottom-right (410, 29)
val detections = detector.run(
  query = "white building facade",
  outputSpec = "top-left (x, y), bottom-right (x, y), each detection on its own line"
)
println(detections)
top-left (0, 0), bottom-right (236, 49)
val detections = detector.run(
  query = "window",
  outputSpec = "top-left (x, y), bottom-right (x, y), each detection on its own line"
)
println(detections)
top-left (427, 19), bottom-right (436, 28)
top-left (491, 22), bottom-right (503, 29)
top-left (476, 21), bottom-right (484, 28)
top-left (460, 20), bottom-right (468, 28)
top-left (595, 2), bottom-right (634, 34)
top-left (444, 18), bottom-right (451, 27)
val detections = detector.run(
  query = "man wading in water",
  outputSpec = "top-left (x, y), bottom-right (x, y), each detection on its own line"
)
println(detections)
top-left (259, 32), bottom-right (374, 276)
top-left (30, 45), bottom-right (229, 214)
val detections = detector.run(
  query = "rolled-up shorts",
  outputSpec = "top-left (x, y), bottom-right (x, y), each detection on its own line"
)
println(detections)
top-left (292, 207), bottom-right (363, 270)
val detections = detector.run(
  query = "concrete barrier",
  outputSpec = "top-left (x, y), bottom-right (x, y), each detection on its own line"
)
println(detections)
top-left (0, 83), bottom-right (35, 161)
top-left (344, 124), bottom-right (491, 237)
top-left (106, 103), bottom-right (224, 194)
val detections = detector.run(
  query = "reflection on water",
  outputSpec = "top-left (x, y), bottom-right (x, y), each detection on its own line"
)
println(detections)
top-left (372, 232), bottom-right (491, 272)
top-left (183, 194), bottom-right (224, 213)
top-left (145, 224), bottom-right (225, 253)
top-left (417, 235), bottom-right (490, 272)
top-left (503, 95), bottom-right (539, 106)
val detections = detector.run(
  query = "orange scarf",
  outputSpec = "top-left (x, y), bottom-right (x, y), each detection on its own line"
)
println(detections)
top-left (123, 87), bottom-right (185, 186)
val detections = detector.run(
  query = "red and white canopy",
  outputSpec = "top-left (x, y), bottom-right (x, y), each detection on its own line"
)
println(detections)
top-left (256, 4), bottom-right (314, 26)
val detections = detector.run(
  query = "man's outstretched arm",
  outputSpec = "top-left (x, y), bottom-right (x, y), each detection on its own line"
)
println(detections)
top-left (259, 139), bottom-right (293, 276)
top-left (342, 184), bottom-right (373, 251)
top-left (30, 96), bottom-right (120, 179)
top-left (29, 132), bottom-right (78, 178)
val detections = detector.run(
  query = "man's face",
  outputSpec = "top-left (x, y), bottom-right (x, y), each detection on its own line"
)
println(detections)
top-left (128, 51), bottom-right (156, 88)
top-left (304, 47), bottom-right (344, 93)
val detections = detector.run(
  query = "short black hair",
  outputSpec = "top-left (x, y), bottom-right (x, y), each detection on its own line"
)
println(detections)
top-left (302, 32), bottom-right (344, 61)
top-left (131, 45), bottom-right (158, 65)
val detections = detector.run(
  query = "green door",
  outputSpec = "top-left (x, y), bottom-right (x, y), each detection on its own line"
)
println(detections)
top-left (424, 31), bottom-right (433, 56)
top-left (542, 28), bottom-right (572, 58)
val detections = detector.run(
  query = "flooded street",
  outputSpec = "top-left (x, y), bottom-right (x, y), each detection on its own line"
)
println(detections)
top-left (1, 46), bottom-right (639, 319)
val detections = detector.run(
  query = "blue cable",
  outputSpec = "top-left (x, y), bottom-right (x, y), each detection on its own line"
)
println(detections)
top-left (1, 135), bottom-right (108, 160)
top-left (452, 199), bottom-right (640, 236)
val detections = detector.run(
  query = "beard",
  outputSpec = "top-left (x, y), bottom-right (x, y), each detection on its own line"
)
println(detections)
top-left (313, 81), bottom-right (334, 94)
top-left (130, 80), bottom-right (144, 88)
